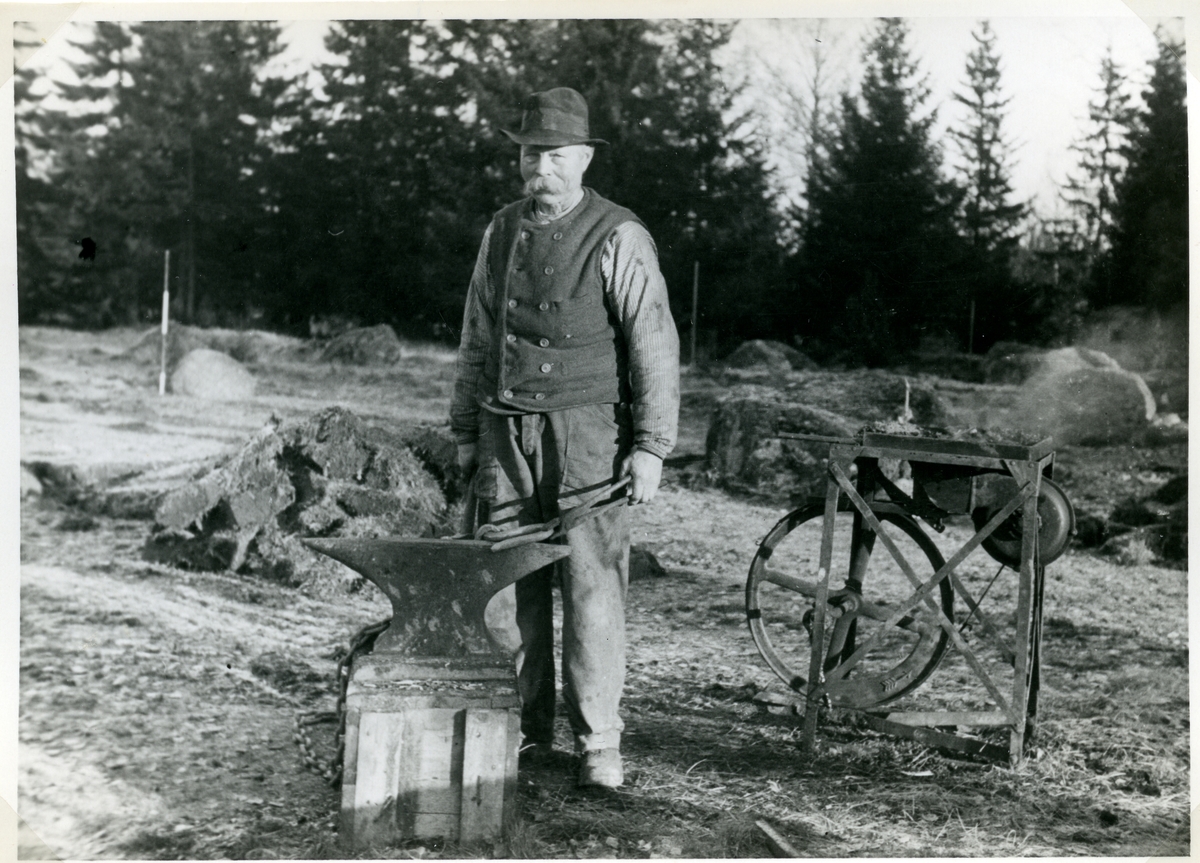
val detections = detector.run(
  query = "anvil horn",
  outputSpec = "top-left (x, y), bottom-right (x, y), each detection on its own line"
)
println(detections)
top-left (304, 537), bottom-right (570, 656)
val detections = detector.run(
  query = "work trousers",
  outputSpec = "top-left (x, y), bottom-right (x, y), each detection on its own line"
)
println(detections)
top-left (476, 402), bottom-right (631, 753)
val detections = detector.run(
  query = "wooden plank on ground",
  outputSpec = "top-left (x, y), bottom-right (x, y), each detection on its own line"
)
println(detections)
top-left (884, 711), bottom-right (1011, 727)
top-left (756, 820), bottom-right (801, 857)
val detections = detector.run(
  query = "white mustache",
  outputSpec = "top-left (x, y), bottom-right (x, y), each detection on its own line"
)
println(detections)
top-left (524, 177), bottom-right (566, 196)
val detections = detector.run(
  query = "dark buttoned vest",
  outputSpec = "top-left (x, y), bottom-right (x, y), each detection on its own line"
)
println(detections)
top-left (480, 188), bottom-right (642, 413)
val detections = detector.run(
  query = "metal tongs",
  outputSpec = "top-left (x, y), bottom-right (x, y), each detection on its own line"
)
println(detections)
top-left (466, 476), bottom-right (632, 552)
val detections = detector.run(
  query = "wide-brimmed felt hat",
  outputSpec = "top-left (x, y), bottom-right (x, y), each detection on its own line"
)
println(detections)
top-left (502, 87), bottom-right (609, 147)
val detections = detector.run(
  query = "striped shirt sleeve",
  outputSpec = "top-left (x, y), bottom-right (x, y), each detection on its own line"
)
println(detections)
top-left (449, 223), bottom-right (494, 444)
top-left (602, 222), bottom-right (680, 459)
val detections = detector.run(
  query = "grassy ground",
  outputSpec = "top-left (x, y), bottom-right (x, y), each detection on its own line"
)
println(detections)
top-left (16, 326), bottom-right (1190, 859)
top-left (19, 483), bottom-right (1188, 858)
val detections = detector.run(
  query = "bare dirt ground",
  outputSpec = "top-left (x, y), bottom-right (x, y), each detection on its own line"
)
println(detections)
top-left (16, 326), bottom-right (1190, 859)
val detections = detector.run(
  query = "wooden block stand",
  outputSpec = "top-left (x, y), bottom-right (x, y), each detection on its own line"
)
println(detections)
top-left (340, 653), bottom-right (521, 849)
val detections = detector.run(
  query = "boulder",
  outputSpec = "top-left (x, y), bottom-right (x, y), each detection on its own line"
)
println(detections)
top-left (127, 324), bottom-right (216, 370)
top-left (703, 372), bottom-right (958, 498)
top-left (321, 324), bottom-right (403, 366)
top-left (723, 340), bottom-right (817, 373)
top-left (20, 465), bottom-right (43, 499)
top-left (706, 386), bottom-right (857, 499)
top-left (983, 343), bottom-right (1127, 385)
top-left (170, 349), bottom-right (256, 400)
top-left (630, 545), bottom-right (667, 582)
top-left (1014, 366), bottom-right (1155, 446)
top-left (145, 407), bottom-right (453, 586)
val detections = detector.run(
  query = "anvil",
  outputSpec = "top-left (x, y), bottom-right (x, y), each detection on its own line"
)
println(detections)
top-left (304, 537), bottom-right (570, 656)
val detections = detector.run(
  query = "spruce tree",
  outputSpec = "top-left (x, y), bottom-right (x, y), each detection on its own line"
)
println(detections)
top-left (19, 21), bottom-right (287, 325)
top-left (949, 20), bottom-right (1027, 352)
top-left (1108, 32), bottom-right (1187, 311)
top-left (16, 23), bottom-right (139, 325)
top-left (283, 18), bottom-right (783, 343)
top-left (1060, 47), bottom-right (1133, 306)
top-left (795, 18), bottom-right (966, 363)
top-left (265, 20), bottom-right (491, 333)
top-left (950, 20), bottom-right (1027, 352)
top-left (14, 24), bottom-right (63, 323)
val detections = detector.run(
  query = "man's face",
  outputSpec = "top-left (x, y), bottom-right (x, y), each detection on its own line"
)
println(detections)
top-left (520, 144), bottom-right (594, 202)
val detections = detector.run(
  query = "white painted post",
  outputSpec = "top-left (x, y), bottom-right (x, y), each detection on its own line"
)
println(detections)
top-left (159, 250), bottom-right (170, 396)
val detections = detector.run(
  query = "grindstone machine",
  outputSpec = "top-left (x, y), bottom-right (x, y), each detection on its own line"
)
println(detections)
top-left (744, 428), bottom-right (1074, 765)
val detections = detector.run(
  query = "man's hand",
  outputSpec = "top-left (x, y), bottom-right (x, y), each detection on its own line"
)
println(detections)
top-left (620, 449), bottom-right (663, 505)
top-left (457, 443), bottom-right (478, 474)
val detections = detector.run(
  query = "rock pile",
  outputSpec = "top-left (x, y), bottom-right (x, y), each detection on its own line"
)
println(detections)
top-left (144, 407), bottom-right (461, 587)
top-left (706, 372), bottom-right (952, 498)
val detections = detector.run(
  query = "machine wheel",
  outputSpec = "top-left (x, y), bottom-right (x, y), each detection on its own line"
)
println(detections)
top-left (973, 476), bottom-right (1075, 568)
top-left (746, 503), bottom-right (953, 708)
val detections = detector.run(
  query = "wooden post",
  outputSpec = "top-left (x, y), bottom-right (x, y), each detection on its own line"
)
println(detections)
top-left (800, 458), bottom-right (844, 754)
top-left (690, 260), bottom-right (699, 367)
top-left (159, 250), bottom-right (170, 396)
top-left (967, 297), bottom-right (976, 355)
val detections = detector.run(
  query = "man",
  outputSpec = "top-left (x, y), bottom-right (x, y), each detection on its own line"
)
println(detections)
top-left (450, 87), bottom-right (679, 788)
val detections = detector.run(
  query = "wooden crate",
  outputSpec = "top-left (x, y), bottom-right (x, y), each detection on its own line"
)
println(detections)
top-left (340, 654), bottom-right (521, 849)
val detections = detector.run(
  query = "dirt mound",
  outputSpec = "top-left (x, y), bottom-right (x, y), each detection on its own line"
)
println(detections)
top-left (144, 407), bottom-right (458, 587)
top-left (320, 324), bottom-right (403, 365)
top-left (703, 372), bottom-right (956, 498)
top-left (723, 340), bottom-right (817, 372)
top-left (125, 324), bottom-right (309, 369)
top-left (170, 349), bottom-right (256, 400)
top-left (897, 351), bottom-right (987, 383)
top-left (705, 386), bottom-right (858, 499)
top-left (1090, 474), bottom-right (1188, 566)
top-left (780, 370), bottom-right (956, 428)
